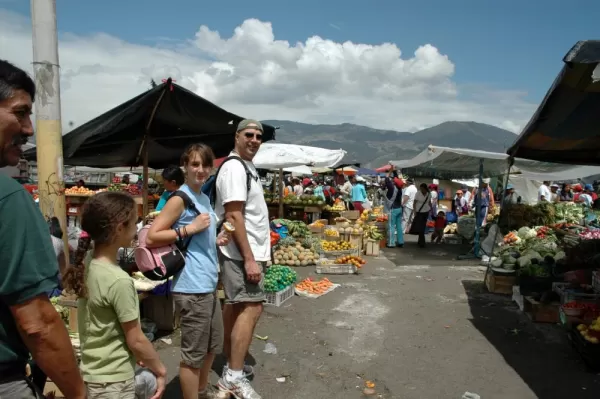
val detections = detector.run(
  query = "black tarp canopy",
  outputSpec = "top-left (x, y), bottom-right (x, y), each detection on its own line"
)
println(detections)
top-left (24, 78), bottom-right (276, 168)
top-left (507, 40), bottom-right (600, 165)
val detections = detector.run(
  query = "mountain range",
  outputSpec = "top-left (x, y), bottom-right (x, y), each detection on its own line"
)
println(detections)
top-left (262, 120), bottom-right (518, 169)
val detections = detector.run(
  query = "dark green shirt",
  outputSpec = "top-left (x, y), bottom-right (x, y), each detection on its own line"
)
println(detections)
top-left (0, 175), bottom-right (59, 370)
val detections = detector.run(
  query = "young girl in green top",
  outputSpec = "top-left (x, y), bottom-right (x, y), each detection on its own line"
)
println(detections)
top-left (64, 192), bottom-right (166, 399)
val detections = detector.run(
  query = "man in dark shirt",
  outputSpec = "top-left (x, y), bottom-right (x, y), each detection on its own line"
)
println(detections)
top-left (384, 165), bottom-right (404, 248)
top-left (0, 60), bottom-right (85, 398)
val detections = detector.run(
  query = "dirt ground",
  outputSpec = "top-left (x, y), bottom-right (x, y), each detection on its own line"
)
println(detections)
top-left (155, 238), bottom-right (600, 399)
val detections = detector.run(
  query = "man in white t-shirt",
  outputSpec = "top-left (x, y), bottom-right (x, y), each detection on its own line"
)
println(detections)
top-left (538, 181), bottom-right (552, 203)
top-left (215, 119), bottom-right (268, 399)
top-left (401, 178), bottom-right (417, 234)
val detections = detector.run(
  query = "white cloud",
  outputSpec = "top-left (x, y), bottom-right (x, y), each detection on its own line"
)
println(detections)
top-left (0, 9), bottom-right (535, 135)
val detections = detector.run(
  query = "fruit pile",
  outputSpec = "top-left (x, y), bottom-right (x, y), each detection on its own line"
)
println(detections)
top-left (295, 277), bottom-right (334, 295)
top-left (320, 240), bottom-right (355, 252)
top-left (264, 265), bottom-right (297, 292)
top-left (363, 225), bottom-right (384, 241)
top-left (324, 228), bottom-right (339, 237)
top-left (108, 184), bottom-right (124, 192)
top-left (272, 238), bottom-right (318, 266)
top-left (577, 316), bottom-right (600, 344)
top-left (124, 184), bottom-right (141, 196)
top-left (335, 255), bottom-right (366, 268)
top-left (65, 186), bottom-right (95, 196)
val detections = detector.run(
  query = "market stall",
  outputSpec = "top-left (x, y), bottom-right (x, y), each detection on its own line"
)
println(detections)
top-left (498, 41), bottom-right (600, 368)
top-left (253, 142), bottom-right (346, 219)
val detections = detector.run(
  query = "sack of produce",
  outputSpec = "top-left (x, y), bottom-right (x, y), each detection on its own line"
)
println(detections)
top-left (457, 216), bottom-right (476, 240)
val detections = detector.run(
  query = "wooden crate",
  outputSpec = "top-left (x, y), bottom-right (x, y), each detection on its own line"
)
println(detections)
top-left (523, 296), bottom-right (560, 323)
top-left (141, 294), bottom-right (180, 331)
top-left (349, 234), bottom-right (363, 253)
top-left (365, 239), bottom-right (380, 256)
top-left (485, 273), bottom-right (516, 295)
top-left (341, 210), bottom-right (360, 220)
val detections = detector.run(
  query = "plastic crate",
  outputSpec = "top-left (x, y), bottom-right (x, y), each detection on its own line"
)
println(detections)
top-left (553, 282), bottom-right (600, 305)
top-left (316, 264), bottom-right (358, 275)
top-left (318, 248), bottom-right (360, 258)
top-left (265, 285), bottom-right (295, 307)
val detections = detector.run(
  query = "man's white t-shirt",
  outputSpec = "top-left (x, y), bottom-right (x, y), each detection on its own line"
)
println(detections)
top-left (215, 153), bottom-right (271, 262)
top-left (538, 184), bottom-right (551, 203)
top-left (403, 184), bottom-right (418, 210)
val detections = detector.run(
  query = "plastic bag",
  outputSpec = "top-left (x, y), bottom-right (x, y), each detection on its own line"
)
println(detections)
top-left (134, 368), bottom-right (157, 399)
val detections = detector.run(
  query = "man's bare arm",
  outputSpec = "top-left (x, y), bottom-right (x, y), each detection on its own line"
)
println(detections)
top-left (224, 201), bottom-right (254, 262)
top-left (11, 295), bottom-right (85, 399)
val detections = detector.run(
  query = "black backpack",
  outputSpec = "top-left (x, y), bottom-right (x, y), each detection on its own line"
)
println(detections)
top-left (202, 156), bottom-right (253, 209)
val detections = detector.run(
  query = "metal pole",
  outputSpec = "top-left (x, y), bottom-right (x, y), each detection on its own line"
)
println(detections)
top-left (31, 0), bottom-right (69, 265)
top-left (473, 159), bottom-right (484, 257)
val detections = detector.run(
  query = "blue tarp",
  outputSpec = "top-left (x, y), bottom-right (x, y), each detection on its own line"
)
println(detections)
top-left (356, 167), bottom-right (378, 176)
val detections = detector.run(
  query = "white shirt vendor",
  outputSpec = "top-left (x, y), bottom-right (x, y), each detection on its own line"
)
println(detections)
top-left (215, 152), bottom-right (271, 262)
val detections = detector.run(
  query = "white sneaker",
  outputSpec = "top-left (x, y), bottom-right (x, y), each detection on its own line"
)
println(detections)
top-left (199, 385), bottom-right (231, 399)
top-left (222, 364), bottom-right (254, 378)
top-left (217, 377), bottom-right (262, 399)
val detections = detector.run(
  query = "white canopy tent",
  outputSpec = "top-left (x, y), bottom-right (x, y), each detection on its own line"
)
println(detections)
top-left (252, 143), bottom-right (346, 217)
top-left (253, 143), bottom-right (346, 169)
top-left (390, 145), bottom-right (600, 180)
top-left (389, 145), bottom-right (600, 258)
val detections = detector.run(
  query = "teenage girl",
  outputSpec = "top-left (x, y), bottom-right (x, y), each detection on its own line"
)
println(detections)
top-left (63, 192), bottom-right (166, 399)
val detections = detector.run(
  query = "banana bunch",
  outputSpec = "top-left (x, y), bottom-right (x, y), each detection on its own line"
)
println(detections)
top-left (363, 225), bottom-right (384, 240)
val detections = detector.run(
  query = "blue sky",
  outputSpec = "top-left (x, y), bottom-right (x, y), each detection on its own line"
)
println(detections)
top-left (1, 0), bottom-right (598, 133)
top-left (6, 0), bottom-right (598, 102)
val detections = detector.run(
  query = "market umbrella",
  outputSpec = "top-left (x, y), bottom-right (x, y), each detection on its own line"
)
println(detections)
top-left (23, 78), bottom-right (276, 168)
top-left (23, 78), bottom-right (276, 215)
top-left (507, 40), bottom-right (600, 165)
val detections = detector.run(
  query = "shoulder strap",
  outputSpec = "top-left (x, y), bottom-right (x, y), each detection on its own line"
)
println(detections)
top-left (210, 156), bottom-right (253, 206)
top-left (168, 190), bottom-right (200, 216)
top-left (417, 193), bottom-right (430, 213)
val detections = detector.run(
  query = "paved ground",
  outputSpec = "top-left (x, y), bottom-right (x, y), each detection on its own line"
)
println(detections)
top-left (155, 238), bottom-right (600, 399)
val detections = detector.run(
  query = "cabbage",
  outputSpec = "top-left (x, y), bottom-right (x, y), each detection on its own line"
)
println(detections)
top-left (503, 254), bottom-right (517, 265)
top-left (491, 258), bottom-right (503, 267)
top-left (517, 227), bottom-right (537, 240)
top-left (522, 250), bottom-right (542, 261)
top-left (554, 251), bottom-right (566, 261)
top-left (517, 256), bottom-right (532, 268)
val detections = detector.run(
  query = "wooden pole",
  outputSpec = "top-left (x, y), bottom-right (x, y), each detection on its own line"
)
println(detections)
top-left (31, 0), bottom-right (69, 265)
top-left (139, 81), bottom-right (169, 218)
top-left (278, 168), bottom-right (284, 218)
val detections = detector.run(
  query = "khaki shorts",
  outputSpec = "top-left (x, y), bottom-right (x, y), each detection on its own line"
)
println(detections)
top-left (173, 292), bottom-right (224, 369)
top-left (86, 378), bottom-right (135, 399)
top-left (219, 254), bottom-right (266, 304)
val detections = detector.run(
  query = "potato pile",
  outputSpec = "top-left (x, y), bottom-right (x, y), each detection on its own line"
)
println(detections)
top-left (273, 241), bottom-right (318, 266)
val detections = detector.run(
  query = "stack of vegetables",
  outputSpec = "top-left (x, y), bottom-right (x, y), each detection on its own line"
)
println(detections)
top-left (493, 226), bottom-right (566, 277)
top-left (264, 265), bottom-right (297, 292)
top-left (273, 237), bottom-right (320, 266)
top-left (271, 219), bottom-right (311, 238)
top-left (295, 277), bottom-right (334, 295)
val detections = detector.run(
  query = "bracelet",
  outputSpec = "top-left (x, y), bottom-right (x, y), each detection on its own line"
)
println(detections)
top-left (183, 226), bottom-right (189, 237)
top-left (175, 228), bottom-right (182, 241)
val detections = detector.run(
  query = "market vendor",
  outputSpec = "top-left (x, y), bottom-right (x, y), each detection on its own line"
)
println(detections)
top-left (156, 165), bottom-right (185, 211)
top-left (503, 184), bottom-right (519, 206)
top-left (577, 184), bottom-right (595, 207)
top-left (453, 190), bottom-right (469, 215)
top-left (350, 175), bottom-right (368, 213)
top-left (550, 184), bottom-right (560, 202)
top-left (472, 179), bottom-right (492, 227)
top-left (559, 183), bottom-right (574, 202)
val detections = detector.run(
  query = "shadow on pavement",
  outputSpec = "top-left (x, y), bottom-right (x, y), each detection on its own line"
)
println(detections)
top-left (461, 279), bottom-right (600, 398)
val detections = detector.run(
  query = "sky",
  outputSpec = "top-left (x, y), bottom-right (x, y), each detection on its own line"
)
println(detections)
top-left (1, 0), bottom-right (599, 134)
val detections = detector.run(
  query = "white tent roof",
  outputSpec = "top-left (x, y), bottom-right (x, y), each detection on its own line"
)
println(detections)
top-left (390, 145), bottom-right (600, 180)
top-left (253, 143), bottom-right (346, 169)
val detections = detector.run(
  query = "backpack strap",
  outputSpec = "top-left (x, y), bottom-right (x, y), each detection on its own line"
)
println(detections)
top-left (210, 155), bottom-right (253, 207)
top-left (167, 190), bottom-right (201, 251)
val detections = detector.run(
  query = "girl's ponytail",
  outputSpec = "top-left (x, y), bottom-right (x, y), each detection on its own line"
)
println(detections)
top-left (63, 233), bottom-right (92, 298)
